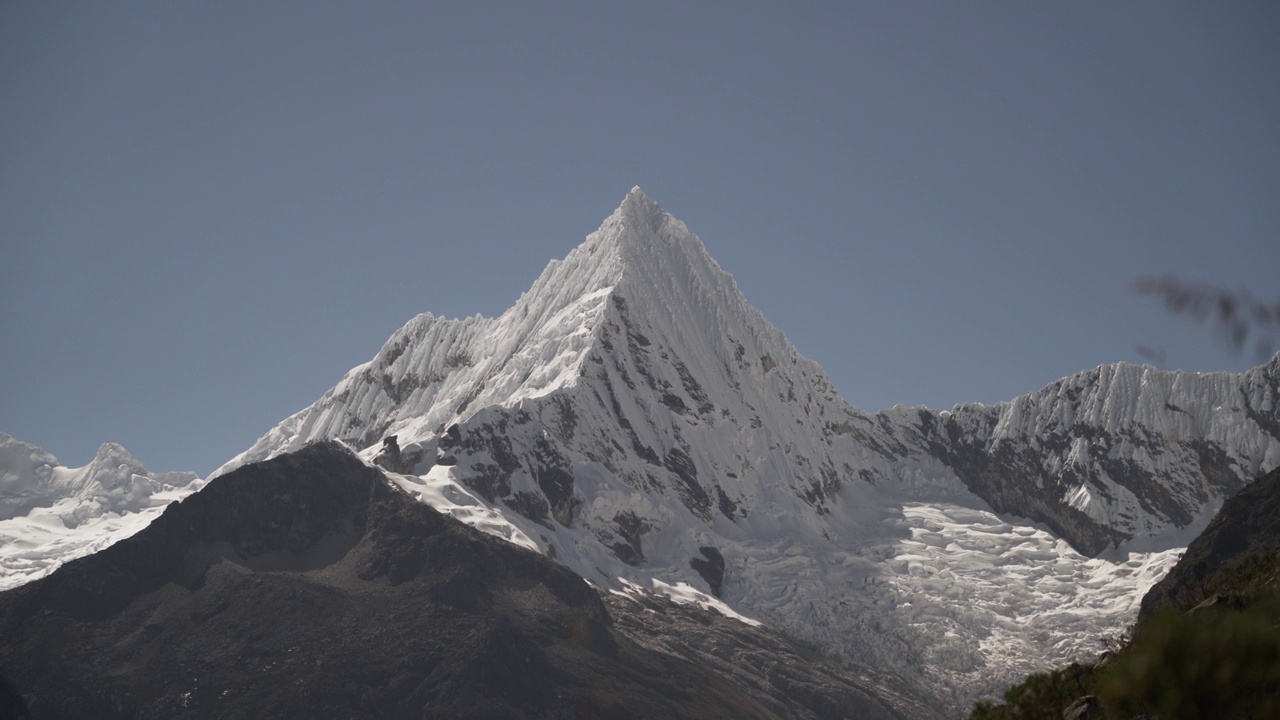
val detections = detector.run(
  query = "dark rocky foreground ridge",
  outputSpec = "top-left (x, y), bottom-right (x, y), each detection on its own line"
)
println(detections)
top-left (0, 442), bottom-right (933, 720)
top-left (1140, 465), bottom-right (1280, 616)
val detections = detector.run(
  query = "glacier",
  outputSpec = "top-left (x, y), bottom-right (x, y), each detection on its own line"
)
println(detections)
top-left (7, 188), bottom-right (1279, 710)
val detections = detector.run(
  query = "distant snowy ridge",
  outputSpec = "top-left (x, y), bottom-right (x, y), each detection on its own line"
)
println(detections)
top-left (126, 190), bottom-right (1280, 708)
top-left (884, 355), bottom-right (1280, 554)
top-left (0, 433), bottom-right (202, 590)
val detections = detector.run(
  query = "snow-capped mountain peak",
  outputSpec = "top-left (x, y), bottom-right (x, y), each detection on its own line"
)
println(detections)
top-left (0, 433), bottom-right (203, 589)
top-left (219, 189), bottom-right (797, 474)
top-left (194, 190), bottom-right (1280, 709)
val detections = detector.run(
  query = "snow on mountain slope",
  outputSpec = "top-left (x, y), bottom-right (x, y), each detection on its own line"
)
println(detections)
top-left (0, 433), bottom-right (203, 590)
top-left (173, 190), bottom-right (1280, 707)
top-left (219, 193), bottom-right (641, 472)
top-left (887, 356), bottom-right (1280, 555)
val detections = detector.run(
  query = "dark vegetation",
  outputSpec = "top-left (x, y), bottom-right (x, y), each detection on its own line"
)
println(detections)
top-left (969, 467), bottom-right (1280, 720)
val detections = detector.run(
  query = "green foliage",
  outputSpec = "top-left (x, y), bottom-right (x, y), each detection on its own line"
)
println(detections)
top-left (1168, 549), bottom-right (1280, 612)
top-left (1098, 606), bottom-right (1280, 719)
top-left (967, 664), bottom-right (1094, 719)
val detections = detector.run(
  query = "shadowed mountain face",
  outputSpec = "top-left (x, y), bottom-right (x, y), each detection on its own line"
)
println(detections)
top-left (1140, 465), bottom-right (1280, 616)
top-left (0, 443), bottom-right (926, 720)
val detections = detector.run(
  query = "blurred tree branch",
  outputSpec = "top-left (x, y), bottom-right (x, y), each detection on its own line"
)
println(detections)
top-left (1136, 275), bottom-right (1279, 362)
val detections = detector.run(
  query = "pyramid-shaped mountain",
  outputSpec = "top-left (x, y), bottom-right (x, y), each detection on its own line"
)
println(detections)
top-left (217, 188), bottom-right (1280, 709)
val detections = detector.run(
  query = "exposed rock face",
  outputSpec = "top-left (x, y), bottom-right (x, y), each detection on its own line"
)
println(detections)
top-left (1140, 466), bottom-right (1280, 616)
top-left (690, 546), bottom-right (725, 597)
top-left (371, 435), bottom-right (423, 475)
top-left (1062, 695), bottom-right (1104, 720)
top-left (0, 443), bottom-right (925, 719)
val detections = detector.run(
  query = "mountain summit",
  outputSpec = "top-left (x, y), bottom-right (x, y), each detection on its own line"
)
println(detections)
top-left (203, 190), bottom-right (1280, 708)
top-left (220, 187), bottom-right (817, 492)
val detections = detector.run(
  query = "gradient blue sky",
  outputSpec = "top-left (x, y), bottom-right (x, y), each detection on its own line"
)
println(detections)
top-left (2, 1), bottom-right (1277, 475)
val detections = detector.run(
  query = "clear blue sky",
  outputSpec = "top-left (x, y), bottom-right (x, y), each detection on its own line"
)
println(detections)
top-left (2, 1), bottom-right (1277, 475)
